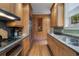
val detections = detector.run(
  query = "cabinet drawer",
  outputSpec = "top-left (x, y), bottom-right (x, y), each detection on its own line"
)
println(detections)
top-left (47, 34), bottom-right (77, 56)
top-left (22, 36), bottom-right (30, 55)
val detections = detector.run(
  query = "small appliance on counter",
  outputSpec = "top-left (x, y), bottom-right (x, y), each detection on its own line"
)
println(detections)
top-left (14, 28), bottom-right (22, 39)
top-left (0, 28), bottom-right (8, 47)
top-left (0, 28), bottom-right (8, 40)
top-left (53, 27), bottom-right (63, 35)
top-left (8, 26), bottom-right (23, 41)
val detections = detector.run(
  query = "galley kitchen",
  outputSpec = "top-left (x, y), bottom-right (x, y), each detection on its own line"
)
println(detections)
top-left (0, 3), bottom-right (79, 56)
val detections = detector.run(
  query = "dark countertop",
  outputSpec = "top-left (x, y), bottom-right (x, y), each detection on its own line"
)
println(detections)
top-left (0, 34), bottom-right (29, 53)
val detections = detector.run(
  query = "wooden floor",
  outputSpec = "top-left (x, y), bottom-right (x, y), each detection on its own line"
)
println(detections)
top-left (28, 43), bottom-right (51, 56)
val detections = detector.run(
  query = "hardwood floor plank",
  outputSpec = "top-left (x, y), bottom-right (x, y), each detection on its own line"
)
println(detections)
top-left (28, 43), bottom-right (51, 56)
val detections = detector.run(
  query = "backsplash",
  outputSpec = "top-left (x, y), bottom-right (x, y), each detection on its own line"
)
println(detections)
top-left (0, 22), bottom-right (11, 38)
top-left (63, 29), bottom-right (79, 34)
top-left (0, 22), bottom-right (8, 30)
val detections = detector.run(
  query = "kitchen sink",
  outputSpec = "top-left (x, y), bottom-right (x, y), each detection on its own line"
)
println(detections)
top-left (68, 38), bottom-right (79, 46)
top-left (68, 42), bottom-right (79, 46)
top-left (60, 36), bottom-right (79, 46)
top-left (61, 36), bottom-right (67, 42)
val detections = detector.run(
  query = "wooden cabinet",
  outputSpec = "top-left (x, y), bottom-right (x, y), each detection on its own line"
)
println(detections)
top-left (0, 41), bottom-right (22, 56)
top-left (0, 3), bottom-right (24, 27)
top-left (0, 36), bottom-right (30, 56)
top-left (51, 4), bottom-right (58, 27)
top-left (6, 44), bottom-right (22, 56)
top-left (0, 3), bottom-right (31, 35)
top-left (0, 52), bottom-right (6, 56)
top-left (47, 35), bottom-right (55, 55)
top-left (58, 42), bottom-right (76, 56)
top-left (22, 4), bottom-right (30, 35)
top-left (0, 3), bottom-right (15, 13)
top-left (57, 3), bottom-right (64, 27)
top-left (6, 3), bottom-right (32, 35)
top-left (50, 3), bottom-right (64, 27)
top-left (47, 34), bottom-right (77, 56)
top-left (22, 36), bottom-right (30, 56)
top-left (6, 3), bottom-right (23, 27)
top-left (47, 34), bottom-right (61, 56)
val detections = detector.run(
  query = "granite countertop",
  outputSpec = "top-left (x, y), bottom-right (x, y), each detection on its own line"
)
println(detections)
top-left (48, 33), bottom-right (79, 53)
top-left (0, 34), bottom-right (29, 53)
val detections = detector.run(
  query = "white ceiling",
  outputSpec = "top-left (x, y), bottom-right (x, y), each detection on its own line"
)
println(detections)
top-left (31, 3), bottom-right (53, 14)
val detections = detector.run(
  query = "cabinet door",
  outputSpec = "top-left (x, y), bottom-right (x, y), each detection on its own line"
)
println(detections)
top-left (57, 3), bottom-right (64, 27)
top-left (0, 52), bottom-right (6, 56)
top-left (22, 36), bottom-right (30, 56)
top-left (47, 35), bottom-right (77, 56)
top-left (60, 44), bottom-right (76, 56)
top-left (0, 3), bottom-right (15, 13)
top-left (15, 3), bottom-right (23, 25)
top-left (6, 3), bottom-right (23, 27)
top-left (51, 4), bottom-right (58, 27)
top-left (54, 37), bottom-right (77, 56)
top-left (0, 3), bottom-right (11, 11)
top-left (50, 3), bottom-right (64, 27)
top-left (48, 36), bottom-right (61, 56)
top-left (47, 35), bottom-right (54, 54)
top-left (47, 35), bottom-right (58, 55)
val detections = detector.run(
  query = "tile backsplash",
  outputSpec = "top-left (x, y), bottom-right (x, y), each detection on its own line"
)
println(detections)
top-left (63, 29), bottom-right (79, 34)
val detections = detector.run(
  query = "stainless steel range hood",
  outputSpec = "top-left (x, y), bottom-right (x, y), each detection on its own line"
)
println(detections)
top-left (0, 9), bottom-right (20, 21)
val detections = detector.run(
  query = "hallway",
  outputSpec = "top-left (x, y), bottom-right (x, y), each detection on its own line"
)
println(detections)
top-left (28, 14), bottom-right (51, 56)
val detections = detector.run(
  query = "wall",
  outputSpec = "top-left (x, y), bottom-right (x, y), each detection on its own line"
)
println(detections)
top-left (32, 15), bottom-right (50, 45)
top-left (64, 3), bottom-right (70, 27)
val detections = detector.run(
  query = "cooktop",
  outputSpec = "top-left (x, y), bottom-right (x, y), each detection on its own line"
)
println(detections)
top-left (0, 38), bottom-right (20, 48)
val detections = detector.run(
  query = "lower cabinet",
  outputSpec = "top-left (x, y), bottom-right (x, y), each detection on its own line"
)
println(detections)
top-left (0, 36), bottom-right (30, 56)
top-left (22, 36), bottom-right (30, 56)
top-left (0, 52), bottom-right (6, 56)
top-left (0, 42), bottom-right (22, 56)
top-left (60, 44), bottom-right (76, 56)
top-left (6, 44), bottom-right (22, 56)
top-left (47, 34), bottom-right (77, 56)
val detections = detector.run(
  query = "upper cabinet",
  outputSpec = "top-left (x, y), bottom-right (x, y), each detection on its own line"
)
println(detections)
top-left (50, 4), bottom-right (58, 27)
top-left (6, 4), bottom-right (32, 28)
top-left (0, 3), bottom-right (16, 14)
top-left (0, 8), bottom-right (20, 21)
top-left (6, 3), bottom-right (23, 27)
top-left (50, 3), bottom-right (64, 27)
